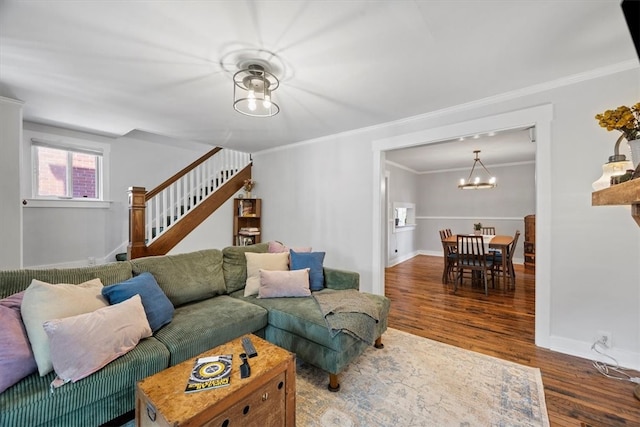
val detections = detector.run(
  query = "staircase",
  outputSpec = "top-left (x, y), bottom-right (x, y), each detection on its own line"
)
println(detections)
top-left (127, 147), bottom-right (251, 259)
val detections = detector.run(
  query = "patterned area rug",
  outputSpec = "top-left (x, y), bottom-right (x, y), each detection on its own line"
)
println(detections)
top-left (296, 328), bottom-right (550, 426)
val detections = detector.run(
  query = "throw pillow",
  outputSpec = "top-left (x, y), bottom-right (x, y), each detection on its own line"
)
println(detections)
top-left (290, 250), bottom-right (326, 291)
top-left (43, 295), bottom-right (152, 388)
top-left (258, 269), bottom-right (311, 298)
top-left (267, 241), bottom-right (312, 254)
top-left (101, 272), bottom-right (174, 333)
top-left (0, 292), bottom-right (38, 393)
top-left (131, 249), bottom-right (226, 307)
top-left (21, 278), bottom-right (108, 376)
top-left (243, 252), bottom-right (289, 297)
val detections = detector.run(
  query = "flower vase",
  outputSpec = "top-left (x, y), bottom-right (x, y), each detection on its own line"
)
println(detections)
top-left (245, 191), bottom-right (252, 199)
top-left (628, 139), bottom-right (640, 169)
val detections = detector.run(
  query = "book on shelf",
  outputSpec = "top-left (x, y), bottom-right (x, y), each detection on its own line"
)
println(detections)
top-left (238, 200), bottom-right (255, 217)
top-left (239, 227), bottom-right (260, 236)
top-left (185, 354), bottom-right (232, 393)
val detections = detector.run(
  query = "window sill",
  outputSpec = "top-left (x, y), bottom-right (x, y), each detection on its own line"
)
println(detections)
top-left (22, 199), bottom-right (112, 209)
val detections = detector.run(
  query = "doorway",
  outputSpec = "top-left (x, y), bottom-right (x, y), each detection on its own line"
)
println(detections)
top-left (371, 104), bottom-right (554, 348)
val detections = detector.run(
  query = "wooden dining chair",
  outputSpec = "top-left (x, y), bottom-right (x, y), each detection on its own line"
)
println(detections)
top-left (492, 230), bottom-right (520, 289)
top-left (480, 226), bottom-right (496, 235)
top-left (455, 234), bottom-right (495, 295)
top-left (439, 230), bottom-right (457, 284)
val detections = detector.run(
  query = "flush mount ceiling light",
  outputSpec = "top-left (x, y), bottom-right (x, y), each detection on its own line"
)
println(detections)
top-left (233, 63), bottom-right (279, 117)
top-left (458, 150), bottom-right (497, 189)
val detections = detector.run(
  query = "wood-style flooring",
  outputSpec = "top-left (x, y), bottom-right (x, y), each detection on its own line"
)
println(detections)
top-left (385, 255), bottom-right (640, 427)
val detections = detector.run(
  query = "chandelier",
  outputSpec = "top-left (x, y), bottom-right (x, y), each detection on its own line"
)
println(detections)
top-left (458, 150), bottom-right (497, 189)
top-left (233, 63), bottom-right (280, 117)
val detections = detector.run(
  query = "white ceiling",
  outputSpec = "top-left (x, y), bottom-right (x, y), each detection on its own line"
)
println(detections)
top-left (0, 1), bottom-right (637, 171)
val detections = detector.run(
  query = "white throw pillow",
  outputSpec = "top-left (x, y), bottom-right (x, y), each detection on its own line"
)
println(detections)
top-left (21, 278), bottom-right (108, 376)
top-left (243, 252), bottom-right (289, 297)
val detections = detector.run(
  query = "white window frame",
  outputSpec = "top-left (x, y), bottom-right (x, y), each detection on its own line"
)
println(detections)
top-left (23, 129), bottom-right (111, 209)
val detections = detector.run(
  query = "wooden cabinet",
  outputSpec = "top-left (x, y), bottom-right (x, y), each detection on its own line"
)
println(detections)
top-left (135, 335), bottom-right (295, 427)
top-left (524, 214), bottom-right (535, 270)
top-left (233, 198), bottom-right (261, 246)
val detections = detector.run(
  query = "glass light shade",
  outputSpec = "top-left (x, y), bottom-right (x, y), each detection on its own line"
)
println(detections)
top-left (233, 64), bottom-right (279, 117)
top-left (592, 160), bottom-right (634, 191)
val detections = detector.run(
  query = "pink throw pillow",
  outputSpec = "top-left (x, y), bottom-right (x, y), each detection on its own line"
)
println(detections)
top-left (43, 295), bottom-right (152, 388)
top-left (258, 269), bottom-right (312, 298)
top-left (0, 292), bottom-right (38, 393)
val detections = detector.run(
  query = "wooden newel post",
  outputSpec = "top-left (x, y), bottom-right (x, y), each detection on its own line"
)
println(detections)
top-left (127, 186), bottom-right (147, 260)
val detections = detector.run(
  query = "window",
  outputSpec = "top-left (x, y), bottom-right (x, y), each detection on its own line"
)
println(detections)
top-left (32, 140), bottom-right (103, 200)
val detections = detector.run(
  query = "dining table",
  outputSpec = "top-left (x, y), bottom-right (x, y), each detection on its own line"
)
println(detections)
top-left (442, 234), bottom-right (515, 289)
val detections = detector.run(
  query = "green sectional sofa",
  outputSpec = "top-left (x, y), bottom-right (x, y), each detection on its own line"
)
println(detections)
top-left (0, 243), bottom-right (389, 426)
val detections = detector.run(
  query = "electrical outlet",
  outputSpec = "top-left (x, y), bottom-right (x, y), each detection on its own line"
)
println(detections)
top-left (595, 330), bottom-right (612, 348)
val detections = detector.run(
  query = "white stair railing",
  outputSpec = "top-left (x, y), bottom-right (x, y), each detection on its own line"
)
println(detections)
top-left (145, 149), bottom-right (251, 244)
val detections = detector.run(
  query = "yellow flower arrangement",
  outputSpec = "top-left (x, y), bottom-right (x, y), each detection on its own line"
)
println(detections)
top-left (243, 179), bottom-right (256, 192)
top-left (595, 102), bottom-right (640, 141)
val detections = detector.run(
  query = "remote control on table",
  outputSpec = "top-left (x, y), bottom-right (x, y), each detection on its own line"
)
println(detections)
top-left (242, 336), bottom-right (258, 358)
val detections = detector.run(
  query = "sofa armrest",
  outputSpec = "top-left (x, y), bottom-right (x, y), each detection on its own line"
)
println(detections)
top-left (323, 267), bottom-right (359, 290)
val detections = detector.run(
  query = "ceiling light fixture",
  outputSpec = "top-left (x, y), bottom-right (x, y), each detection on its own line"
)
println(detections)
top-left (233, 63), bottom-right (279, 117)
top-left (458, 150), bottom-right (497, 189)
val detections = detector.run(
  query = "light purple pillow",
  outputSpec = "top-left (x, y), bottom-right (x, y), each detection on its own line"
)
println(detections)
top-left (0, 291), bottom-right (38, 393)
top-left (258, 269), bottom-right (312, 298)
top-left (267, 241), bottom-right (312, 254)
top-left (43, 295), bottom-right (152, 388)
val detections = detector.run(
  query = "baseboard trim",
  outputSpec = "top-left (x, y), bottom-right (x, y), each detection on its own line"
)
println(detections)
top-left (548, 335), bottom-right (639, 372)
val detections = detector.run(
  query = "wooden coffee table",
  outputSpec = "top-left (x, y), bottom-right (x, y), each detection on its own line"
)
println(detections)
top-left (135, 334), bottom-right (296, 427)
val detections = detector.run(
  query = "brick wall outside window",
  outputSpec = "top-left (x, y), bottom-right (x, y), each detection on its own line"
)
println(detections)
top-left (36, 146), bottom-right (97, 198)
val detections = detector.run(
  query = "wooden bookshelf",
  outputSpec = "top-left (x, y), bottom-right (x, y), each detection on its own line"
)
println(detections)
top-left (592, 178), bottom-right (640, 227)
top-left (233, 198), bottom-right (262, 245)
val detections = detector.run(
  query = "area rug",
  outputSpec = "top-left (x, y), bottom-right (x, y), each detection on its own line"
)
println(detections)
top-left (295, 328), bottom-right (550, 427)
top-left (121, 328), bottom-right (548, 426)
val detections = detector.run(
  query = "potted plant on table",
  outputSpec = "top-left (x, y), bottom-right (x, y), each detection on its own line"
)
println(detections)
top-left (473, 222), bottom-right (482, 235)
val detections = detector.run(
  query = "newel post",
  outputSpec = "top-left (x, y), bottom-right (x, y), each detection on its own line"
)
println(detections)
top-left (127, 186), bottom-right (147, 260)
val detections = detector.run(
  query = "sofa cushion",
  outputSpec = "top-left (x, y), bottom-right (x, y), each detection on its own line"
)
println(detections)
top-left (21, 278), bottom-right (108, 376)
top-left (101, 272), bottom-right (174, 332)
top-left (44, 295), bottom-right (152, 388)
top-left (153, 295), bottom-right (268, 366)
top-left (222, 243), bottom-right (268, 293)
top-left (258, 269), bottom-right (311, 298)
top-left (0, 262), bottom-right (134, 299)
top-left (290, 250), bottom-right (326, 291)
top-left (232, 289), bottom-right (390, 352)
top-left (0, 291), bottom-right (37, 393)
top-left (131, 249), bottom-right (225, 307)
top-left (0, 336), bottom-right (169, 427)
top-left (244, 252), bottom-right (289, 297)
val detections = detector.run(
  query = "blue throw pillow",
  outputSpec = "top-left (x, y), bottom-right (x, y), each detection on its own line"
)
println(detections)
top-left (101, 272), bottom-right (174, 333)
top-left (290, 250), bottom-right (325, 291)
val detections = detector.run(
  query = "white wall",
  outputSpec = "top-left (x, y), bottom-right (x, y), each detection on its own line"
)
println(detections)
top-left (253, 65), bottom-right (640, 370)
top-left (0, 97), bottom-right (24, 269)
top-left (417, 162), bottom-right (536, 262)
top-left (15, 121), bottom-right (231, 267)
top-left (386, 163), bottom-right (419, 265)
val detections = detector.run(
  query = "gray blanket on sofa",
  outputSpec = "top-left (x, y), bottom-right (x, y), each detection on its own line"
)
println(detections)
top-left (313, 289), bottom-right (380, 345)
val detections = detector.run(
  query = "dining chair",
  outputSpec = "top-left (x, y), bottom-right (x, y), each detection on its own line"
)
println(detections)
top-left (492, 230), bottom-right (520, 289)
top-left (455, 234), bottom-right (495, 295)
top-left (480, 226), bottom-right (496, 235)
top-left (439, 230), bottom-right (457, 284)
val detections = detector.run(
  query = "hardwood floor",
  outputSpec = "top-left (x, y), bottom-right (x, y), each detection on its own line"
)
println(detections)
top-left (385, 255), bottom-right (640, 427)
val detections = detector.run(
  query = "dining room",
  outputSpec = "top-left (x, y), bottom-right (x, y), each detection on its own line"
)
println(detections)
top-left (385, 127), bottom-right (536, 275)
